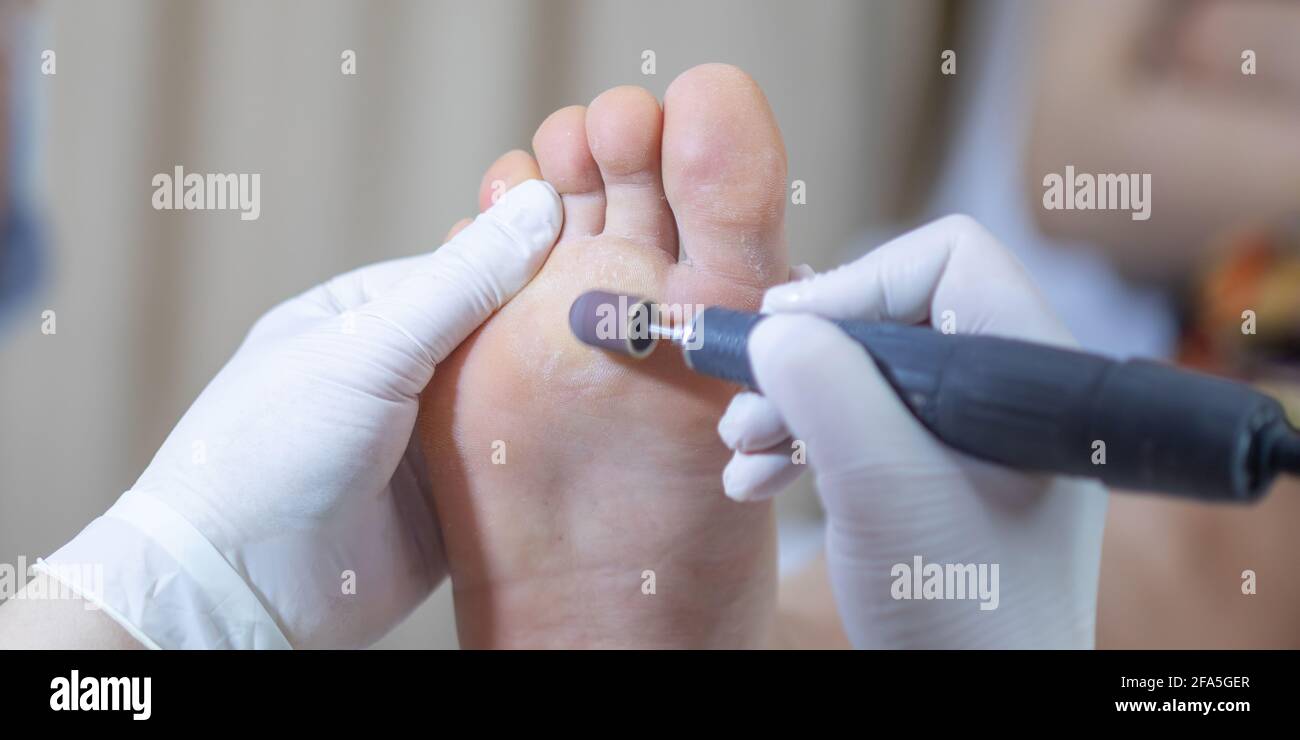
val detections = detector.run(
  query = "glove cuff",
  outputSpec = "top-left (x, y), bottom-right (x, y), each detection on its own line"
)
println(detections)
top-left (37, 490), bottom-right (292, 650)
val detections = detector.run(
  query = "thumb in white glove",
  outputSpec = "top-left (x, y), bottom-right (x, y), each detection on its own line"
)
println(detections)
top-left (719, 215), bottom-right (1107, 648)
top-left (39, 180), bottom-right (563, 649)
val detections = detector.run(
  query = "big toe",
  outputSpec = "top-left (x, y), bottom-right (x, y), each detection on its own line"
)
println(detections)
top-left (662, 64), bottom-right (788, 294)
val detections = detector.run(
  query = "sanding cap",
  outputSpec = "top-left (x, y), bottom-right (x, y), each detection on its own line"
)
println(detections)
top-left (568, 290), bottom-right (659, 359)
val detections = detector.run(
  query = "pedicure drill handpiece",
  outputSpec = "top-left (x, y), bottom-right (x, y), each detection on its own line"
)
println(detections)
top-left (568, 290), bottom-right (1300, 503)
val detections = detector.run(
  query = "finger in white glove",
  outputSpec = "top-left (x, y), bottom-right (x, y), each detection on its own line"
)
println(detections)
top-left (764, 214), bottom-right (1069, 344)
top-left (358, 179), bottom-right (565, 371)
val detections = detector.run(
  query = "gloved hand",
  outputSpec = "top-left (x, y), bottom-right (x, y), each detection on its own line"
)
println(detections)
top-left (37, 180), bottom-right (563, 649)
top-left (717, 215), bottom-right (1108, 648)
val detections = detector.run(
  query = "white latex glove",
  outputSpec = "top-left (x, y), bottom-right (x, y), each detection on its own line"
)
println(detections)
top-left (718, 215), bottom-right (1108, 648)
top-left (37, 180), bottom-right (563, 649)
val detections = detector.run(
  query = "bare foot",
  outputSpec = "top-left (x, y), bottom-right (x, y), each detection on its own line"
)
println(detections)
top-left (418, 64), bottom-right (789, 647)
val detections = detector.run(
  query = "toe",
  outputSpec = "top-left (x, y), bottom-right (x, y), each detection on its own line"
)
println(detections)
top-left (586, 86), bottom-right (676, 255)
top-left (477, 149), bottom-right (542, 212)
top-left (662, 64), bottom-right (788, 292)
top-left (532, 105), bottom-right (606, 238)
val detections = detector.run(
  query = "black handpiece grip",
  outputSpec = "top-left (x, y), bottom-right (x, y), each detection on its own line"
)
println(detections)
top-left (684, 307), bottom-right (1289, 502)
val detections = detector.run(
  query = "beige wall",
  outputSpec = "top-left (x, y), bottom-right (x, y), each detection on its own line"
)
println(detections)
top-left (0, 0), bottom-right (944, 647)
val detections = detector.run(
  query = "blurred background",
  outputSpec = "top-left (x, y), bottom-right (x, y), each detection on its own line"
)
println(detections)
top-left (2, 0), bottom-right (1299, 648)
